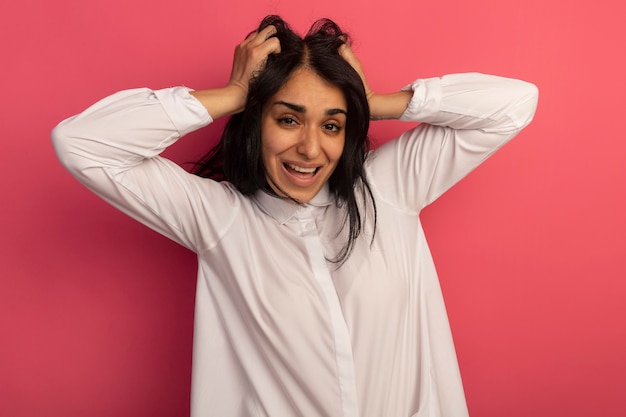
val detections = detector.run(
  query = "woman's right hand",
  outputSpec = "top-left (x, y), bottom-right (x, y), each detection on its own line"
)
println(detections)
top-left (191, 25), bottom-right (281, 119)
top-left (227, 25), bottom-right (281, 100)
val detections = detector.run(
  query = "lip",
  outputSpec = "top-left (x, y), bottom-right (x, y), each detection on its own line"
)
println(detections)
top-left (281, 162), bottom-right (323, 188)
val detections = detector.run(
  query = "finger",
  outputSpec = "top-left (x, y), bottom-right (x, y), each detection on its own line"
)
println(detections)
top-left (257, 36), bottom-right (281, 56)
top-left (339, 43), bottom-right (356, 62)
top-left (339, 44), bottom-right (362, 75)
top-left (259, 24), bottom-right (277, 40)
top-left (247, 25), bottom-right (277, 46)
top-left (338, 44), bottom-right (373, 97)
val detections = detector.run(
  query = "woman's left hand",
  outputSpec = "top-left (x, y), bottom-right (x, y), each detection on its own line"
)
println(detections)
top-left (339, 43), bottom-right (374, 102)
top-left (339, 43), bottom-right (412, 121)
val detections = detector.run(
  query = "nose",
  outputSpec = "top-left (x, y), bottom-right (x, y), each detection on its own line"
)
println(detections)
top-left (296, 127), bottom-right (321, 160)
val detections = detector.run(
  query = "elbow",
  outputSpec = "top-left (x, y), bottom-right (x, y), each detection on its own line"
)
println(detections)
top-left (508, 80), bottom-right (539, 131)
top-left (521, 81), bottom-right (539, 127)
top-left (51, 120), bottom-right (80, 174)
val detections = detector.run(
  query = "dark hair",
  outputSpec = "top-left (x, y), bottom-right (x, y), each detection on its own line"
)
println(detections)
top-left (193, 15), bottom-right (376, 265)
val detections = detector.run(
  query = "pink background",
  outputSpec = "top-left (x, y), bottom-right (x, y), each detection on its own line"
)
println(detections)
top-left (1, 0), bottom-right (625, 416)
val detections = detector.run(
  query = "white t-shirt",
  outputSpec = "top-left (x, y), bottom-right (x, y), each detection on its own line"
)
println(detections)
top-left (52, 73), bottom-right (538, 417)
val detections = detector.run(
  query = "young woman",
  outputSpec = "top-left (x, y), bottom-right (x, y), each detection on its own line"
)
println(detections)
top-left (52, 15), bottom-right (538, 417)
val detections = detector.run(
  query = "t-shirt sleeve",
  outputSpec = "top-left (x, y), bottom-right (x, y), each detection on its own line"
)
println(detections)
top-left (366, 73), bottom-right (538, 211)
top-left (51, 87), bottom-right (239, 252)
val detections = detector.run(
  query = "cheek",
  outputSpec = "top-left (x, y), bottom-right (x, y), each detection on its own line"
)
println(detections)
top-left (260, 143), bottom-right (277, 176)
top-left (329, 136), bottom-right (346, 164)
top-left (260, 130), bottom-right (287, 175)
top-left (260, 127), bottom-right (275, 161)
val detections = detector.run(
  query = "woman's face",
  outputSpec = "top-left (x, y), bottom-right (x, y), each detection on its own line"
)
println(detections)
top-left (261, 68), bottom-right (347, 203)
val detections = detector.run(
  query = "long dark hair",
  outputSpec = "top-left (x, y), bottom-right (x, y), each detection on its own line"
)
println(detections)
top-left (193, 15), bottom-right (376, 265)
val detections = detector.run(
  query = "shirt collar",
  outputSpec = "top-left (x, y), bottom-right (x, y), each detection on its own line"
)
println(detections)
top-left (253, 184), bottom-right (334, 225)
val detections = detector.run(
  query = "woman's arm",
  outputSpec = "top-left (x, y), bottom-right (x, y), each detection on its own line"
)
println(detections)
top-left (51, 86), bottom-right (236, 251)
top-left (340, 44), bottom-right (539, 210)
top-left (190, 25), bottom-right (280, 118)
top-left (53, 25), bottom-right (280, 171)
top-left (51, 26), bottom-right (281, 251)
top-left (339, 43), bottom-right (413, 120)
top-left (367, 72), bottom-right (538, 211)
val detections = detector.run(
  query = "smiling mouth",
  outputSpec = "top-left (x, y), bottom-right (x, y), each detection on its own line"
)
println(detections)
top-left (285, 163), bottom-right (319, 175)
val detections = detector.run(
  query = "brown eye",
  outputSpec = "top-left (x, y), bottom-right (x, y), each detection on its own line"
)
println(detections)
top-left (323, 123), bottom-right (341, 132)
top-left (279, 117), bottom-right (297, 126)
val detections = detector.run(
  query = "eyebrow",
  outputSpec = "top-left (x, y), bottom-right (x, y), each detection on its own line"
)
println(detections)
top-left (273, 101), bottom-right (347, 116)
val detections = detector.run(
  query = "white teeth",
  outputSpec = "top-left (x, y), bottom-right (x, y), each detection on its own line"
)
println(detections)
top-left (288, 164), bottom-right (316, 174)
